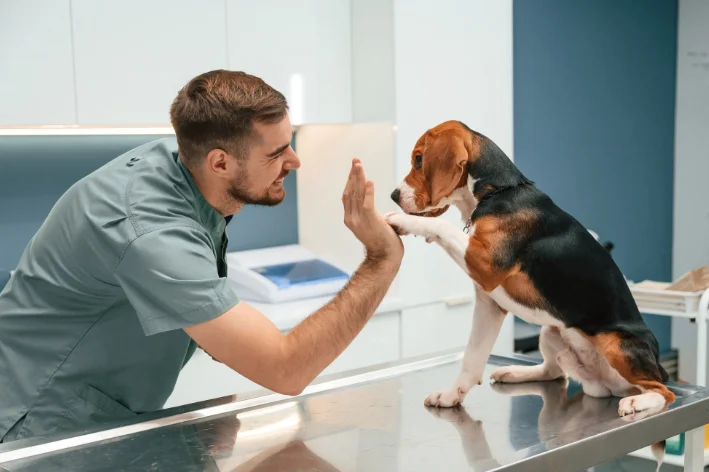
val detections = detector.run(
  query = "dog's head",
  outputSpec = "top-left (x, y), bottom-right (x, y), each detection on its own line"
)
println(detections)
top-left (391, 120), bottom-right (480, 217)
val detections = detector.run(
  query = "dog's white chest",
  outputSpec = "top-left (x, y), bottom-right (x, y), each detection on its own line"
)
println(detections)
top-left (489, 286), bottom-right (564, 327)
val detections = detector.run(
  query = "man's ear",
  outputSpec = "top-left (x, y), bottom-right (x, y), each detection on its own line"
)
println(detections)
top-left (426, 134), bottom-right (469, 206)
top-left (206, 148), bottom-right (231, 175)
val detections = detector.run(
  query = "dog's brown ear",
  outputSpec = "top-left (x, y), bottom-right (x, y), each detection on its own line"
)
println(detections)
top-left (425, 132), bottom-right (469, 206)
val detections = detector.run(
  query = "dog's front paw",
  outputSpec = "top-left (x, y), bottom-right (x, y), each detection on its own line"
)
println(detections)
top-left (384, 212), bottom-right (435, 239)
top-left (424, 387), bottom-right (466, 408)
top-left (384, 212), bottom-right (413, 236)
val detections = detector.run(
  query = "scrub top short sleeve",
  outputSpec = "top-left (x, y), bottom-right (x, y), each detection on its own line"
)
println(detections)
top-left (113, 226), bottom-right (240, 336)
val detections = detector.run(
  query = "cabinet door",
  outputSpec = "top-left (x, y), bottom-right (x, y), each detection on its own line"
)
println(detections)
top-left (401, 301), bottom-right (474, 359)
top-left (71, 0), bottom-right (227, 125)
top-left (0, 0), bottom-right (76, 125)
top-left (166, 312), bottom-right (401, 409)
top-left (322, 311), bottom-right (401, 375)
top-left (225, 0), bottom-right (352, 124)
top-left (401, 300), bottom-right (514, 359)
top-left (164, 349), bottom-right (261, 408)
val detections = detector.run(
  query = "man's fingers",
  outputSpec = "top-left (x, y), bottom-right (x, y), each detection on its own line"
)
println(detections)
top-left (343, 159), bottom-right (356, 196)
top-left (353, 162), bottom-right (366, 203)
top-left (362, 180), bottom-right (375, 210)
top-left (342, 159), bottom-right (357, 210)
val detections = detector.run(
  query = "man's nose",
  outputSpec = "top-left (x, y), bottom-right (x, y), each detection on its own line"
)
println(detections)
top-left (286, 153), bottom-right (301, 170)
top-left (391, 188), bottom-right (400, 203)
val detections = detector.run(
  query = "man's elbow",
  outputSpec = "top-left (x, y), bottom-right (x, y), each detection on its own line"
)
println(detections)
top-left (272, 375), bottom-right (309, 396)
top-left (276, 384), bottom-right (306, 397)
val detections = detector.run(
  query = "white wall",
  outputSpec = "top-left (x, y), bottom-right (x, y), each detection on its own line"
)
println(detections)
top-left (348, 0), bottom-right (515, 353)
top-left (671, 0), bottom-right (709, 384)
top-left (227, 0), bottom-right (353, 125)
top-left (350, 0), bottom-right (396, 123)
top-left (672, 0), bottom-right (709, 280)
top-left (392, 0), bottom-right (514, 307)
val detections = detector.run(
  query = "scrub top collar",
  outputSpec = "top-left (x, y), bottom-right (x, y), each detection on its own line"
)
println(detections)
top-left (174, 152), bottom-right (230, 232)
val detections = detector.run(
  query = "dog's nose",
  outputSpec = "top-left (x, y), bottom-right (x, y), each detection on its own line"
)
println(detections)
top-left (390, 188), bottom-right (401, 203)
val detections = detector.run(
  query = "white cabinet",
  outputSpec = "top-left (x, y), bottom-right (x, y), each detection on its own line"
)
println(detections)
top-left (164, 310), bottom-right (401, 409)
top-left (0, 0), bottom-right (76, 125)
top-left (225, 0), bottom-right (352, 125)
top-left (401, 301), bottom-right (474, 359)
top-left (401, 299), bottom-right (515, 360)
top-left (164, 348), bottom-right (260, 408)
top-left (322, 311), bottom-right (400, 375)
top-left (1, 1), bottom-right (353, 127)
top-left (70, 0), bottom-right (228, 125)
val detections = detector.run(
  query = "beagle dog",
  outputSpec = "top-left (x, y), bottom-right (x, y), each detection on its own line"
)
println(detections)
top-left (385, 121), bottom-right (673, 425)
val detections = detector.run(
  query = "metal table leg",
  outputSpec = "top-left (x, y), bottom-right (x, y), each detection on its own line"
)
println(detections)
top-left (684, 426), bottom-right (704, 472)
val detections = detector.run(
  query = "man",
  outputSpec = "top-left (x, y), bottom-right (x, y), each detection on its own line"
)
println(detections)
top-left (0, 70), bottom-right (403, 442)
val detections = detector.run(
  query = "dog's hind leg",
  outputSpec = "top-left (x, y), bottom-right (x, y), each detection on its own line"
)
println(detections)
top-left (490, 325), bottom-right (567, 383)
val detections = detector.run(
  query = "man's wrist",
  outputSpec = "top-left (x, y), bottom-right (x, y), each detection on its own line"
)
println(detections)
top-left (363, 250), bottom-right (401, 272)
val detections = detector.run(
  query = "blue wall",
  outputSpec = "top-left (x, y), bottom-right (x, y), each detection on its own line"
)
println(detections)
top-left (0, 136), bottom-right (299, 270)
top-left (513, 0), bottom-right (678, 352)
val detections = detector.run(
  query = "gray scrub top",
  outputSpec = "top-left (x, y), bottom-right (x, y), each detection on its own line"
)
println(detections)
top-left (0, 138), bottom-right (240, 441)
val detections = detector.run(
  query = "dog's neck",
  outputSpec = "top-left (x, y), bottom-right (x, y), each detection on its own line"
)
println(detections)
top-left (452, 135), bottom-right (532, 226)
top-left (447, 176), bottom-right (479, 225)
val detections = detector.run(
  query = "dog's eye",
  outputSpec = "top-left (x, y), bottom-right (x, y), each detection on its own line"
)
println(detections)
top-left (414, 155), bottom-right (423, 169)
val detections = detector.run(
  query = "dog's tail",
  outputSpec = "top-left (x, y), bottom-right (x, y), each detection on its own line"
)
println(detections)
top-left (651, 440), bottom-right (665, 472)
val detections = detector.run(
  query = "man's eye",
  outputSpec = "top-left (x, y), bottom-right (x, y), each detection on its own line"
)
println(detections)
top-left (415, 155), bottom-right (423, 169)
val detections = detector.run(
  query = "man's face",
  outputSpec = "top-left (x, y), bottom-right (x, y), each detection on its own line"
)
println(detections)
top-left (227, 115), bottom-right (300, 206)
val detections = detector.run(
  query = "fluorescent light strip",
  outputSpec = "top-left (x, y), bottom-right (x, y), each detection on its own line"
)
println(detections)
top-left (0, 124), bottom-right (303, 137)
top-left (0, 126), bottom-right (175, 136)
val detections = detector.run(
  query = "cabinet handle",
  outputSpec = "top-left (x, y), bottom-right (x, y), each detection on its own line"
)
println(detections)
top-left (444, 296), bottom-right (474, 307)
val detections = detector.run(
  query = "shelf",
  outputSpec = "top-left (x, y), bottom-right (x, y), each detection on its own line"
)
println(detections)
top-left (628, 445), bottom-right (709, 467)
top-left (629, 284), bottom-right (708, 318)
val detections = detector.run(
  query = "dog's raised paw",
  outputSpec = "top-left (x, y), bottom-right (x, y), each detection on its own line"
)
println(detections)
top-left (384, 212), bottom-right (410, 236)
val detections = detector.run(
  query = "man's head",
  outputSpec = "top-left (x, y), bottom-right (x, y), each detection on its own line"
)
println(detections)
top-left (170, 70), bottom-right (300, 211)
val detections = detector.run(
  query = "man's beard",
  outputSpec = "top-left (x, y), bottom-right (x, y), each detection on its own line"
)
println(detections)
top-left (227, 170), bottom-right (285, 207)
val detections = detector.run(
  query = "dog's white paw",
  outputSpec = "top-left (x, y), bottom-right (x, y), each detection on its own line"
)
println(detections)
top-left (618, 392), bottom-right (667, 420)
top-left (384, 212), bottom-right (419, 237)
top-left (424, 387), bottom-right (466, 408)
top-left (490, 366), bottom-right (518, 383)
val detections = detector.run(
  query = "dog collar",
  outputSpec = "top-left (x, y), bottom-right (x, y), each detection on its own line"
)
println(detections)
top-left (464, 180), bottom-right (533, 234)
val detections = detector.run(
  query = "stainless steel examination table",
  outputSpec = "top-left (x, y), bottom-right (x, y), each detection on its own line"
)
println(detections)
top-left (2, 350), bottom-right (709, 472)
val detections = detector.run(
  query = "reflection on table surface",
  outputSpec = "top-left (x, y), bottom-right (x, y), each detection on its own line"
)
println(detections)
top-left (0, 359), bottom-right (680, 472)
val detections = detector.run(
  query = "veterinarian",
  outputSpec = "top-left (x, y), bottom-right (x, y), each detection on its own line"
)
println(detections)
top-left (0, 70), bottom-right (403, 442)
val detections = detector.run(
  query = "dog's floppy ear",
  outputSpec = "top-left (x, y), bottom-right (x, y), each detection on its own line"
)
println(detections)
top-left (425, 131), bottom-right (469, 206)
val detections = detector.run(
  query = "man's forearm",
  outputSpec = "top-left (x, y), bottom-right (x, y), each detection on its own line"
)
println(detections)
top-left (281, 256), bottom-right (399, 391)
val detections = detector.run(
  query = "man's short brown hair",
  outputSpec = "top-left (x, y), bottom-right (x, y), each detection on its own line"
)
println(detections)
top-left (169, 70), bottom-right (288, 167)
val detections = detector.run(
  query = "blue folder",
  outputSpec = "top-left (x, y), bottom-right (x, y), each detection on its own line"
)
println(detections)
top-left (251, 259), bottom-right (349, 289)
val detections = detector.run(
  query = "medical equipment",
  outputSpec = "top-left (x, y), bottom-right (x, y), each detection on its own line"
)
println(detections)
top-left (225, 244), bottom-right (350, 304)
